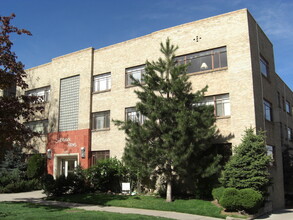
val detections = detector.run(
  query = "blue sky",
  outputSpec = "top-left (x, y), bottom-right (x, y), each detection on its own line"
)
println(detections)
top-left (2, 0), bottom-right (293, 90)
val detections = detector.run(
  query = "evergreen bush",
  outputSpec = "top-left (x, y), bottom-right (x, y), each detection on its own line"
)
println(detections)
top-left (220, 128), bottom-right (271, 196)
top-left (212, 186), bottom-right (225, 201)
top-left (238, 188), bottom-right (263, 213)
top-left (219, 188), bottom-right (240, 211)
top-left (27, 154), bottom-right (46, 179)
top-left (86, 158), bottom-right (128, 193)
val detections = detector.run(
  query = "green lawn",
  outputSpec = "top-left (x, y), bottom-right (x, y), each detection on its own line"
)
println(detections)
top-left (50, 193), bottom-right (225, 219)
top-left (0, 202), bottom-right (170, 220)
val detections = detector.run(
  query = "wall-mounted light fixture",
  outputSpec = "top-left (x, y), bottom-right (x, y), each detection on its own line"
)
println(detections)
top-left (47, 149), bottom-right (52, 159)
top-left (81, 147), bottom-right (86, 158)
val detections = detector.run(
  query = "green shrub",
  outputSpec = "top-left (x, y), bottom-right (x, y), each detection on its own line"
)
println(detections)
top-left (212, 187), bottom-right (225, 201)
top-left (86, 158), bottom-right (128, 193)
top-left (238, 188), bottom-right (263, 213)
top-left (0, 179), bottom-right (41, 193)
top-left (219, 188), bottom-right (240, 211)
top-left (27, 154), bottom-right (46, 179)
top-left (41, 174), bottom-right (56, 196)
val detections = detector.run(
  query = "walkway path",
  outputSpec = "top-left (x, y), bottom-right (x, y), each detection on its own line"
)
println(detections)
top-left (1, 191), bottom-right (293, 220)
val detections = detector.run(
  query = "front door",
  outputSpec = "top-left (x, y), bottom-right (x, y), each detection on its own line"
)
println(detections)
top-left (59, 157), bottom-right (77, 177)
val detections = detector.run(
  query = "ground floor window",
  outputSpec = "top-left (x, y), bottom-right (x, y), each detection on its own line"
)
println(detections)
top-left (91, 150), bottom-right (110, 165)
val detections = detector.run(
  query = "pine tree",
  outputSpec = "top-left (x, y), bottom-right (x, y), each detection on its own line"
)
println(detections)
top-left (0, 14), bottom-right (42, 161)
top-left (114, 39), bottom-right (220, 202)
top-left (220, 128), bottom-right (272, 195)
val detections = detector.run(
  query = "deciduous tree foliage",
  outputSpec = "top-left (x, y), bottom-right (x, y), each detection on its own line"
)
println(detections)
top-left (220, 128), bottom-right (272, 195)
top-left (115, 39), bottom-right (221, 202)
top-left (0, 14), bottom-right (42, 161)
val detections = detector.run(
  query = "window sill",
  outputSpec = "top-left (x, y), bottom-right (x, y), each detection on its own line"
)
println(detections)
top-left (216, 115), bottom-right (231, 119)
top-left (261, 74), bottom-right (271, 83)
top-left (92, 128), bottom-right (110, 132)
top-left (187, 67), bottom-right (228, 76)
top-left (92, 89), bottom-right (111, 95)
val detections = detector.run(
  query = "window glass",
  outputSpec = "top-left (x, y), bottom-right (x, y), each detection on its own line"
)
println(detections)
top-left (260, 57), bottom-right (269, 77)
top-left (126, 65), bottom-right (145, 86)
top-left (26, 120), bottom-right (48, 134)
top-left (92, 111), bottom-right (110, 130)
top-left (94, 73), bottom-right (111, 92)
top-left (266, 145), bottom-right (274, 160)
top-left (216, 94), bottom-right (230, 117)
top-left (179, 47), bottom-right (227, 74)
top-left (288, 127), bottom-right (292, 141)
top-left (264, 100), bottom-right (272, 121)
top-left (126, 107), bottom-right (145, 124)
top-left (91, 150), bottom-right (110, 165)
top-left (27, 86), bottom-right (50, 102)
top-left (286, 101), bottom-right (291, 113)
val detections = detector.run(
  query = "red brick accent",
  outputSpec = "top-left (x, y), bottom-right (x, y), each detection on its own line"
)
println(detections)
top-left (46, 129), bottom-right (91, 175)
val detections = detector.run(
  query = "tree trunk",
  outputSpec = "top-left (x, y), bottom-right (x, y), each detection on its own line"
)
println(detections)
top-left (166, 179), bottom-right (172, 202)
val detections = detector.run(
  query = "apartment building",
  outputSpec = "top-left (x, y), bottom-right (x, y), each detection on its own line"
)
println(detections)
top-left (23, 9), bottom-right (293, 210)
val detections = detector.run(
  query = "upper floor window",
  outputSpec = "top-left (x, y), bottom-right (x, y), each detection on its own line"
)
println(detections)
top-left (286, 100), bottom-right (291, 114)
top-left (126, 65), bottom-right (145, 86)
top-left (125, 107), bottom-right (146, 124)
top-left (93, 73), bottom-right (111, 92)
top-left (260, 57), bottom-right (269, 77)
top-left (264, 100), bottom-right (272, 121)
top-left (277, 92), bottom-right (281, 108)
top-left (25, 120), bottom-right (48, 135)
top-left (288, 127), bottom-right (293, 141)
top-left (92, 111), bottom-right (110, 130)
top-left (26, 86), bottom-right (50, 103)
top-left (201, 94), bottom-right (230, 117)
top-left (176, 47), bottom-right (227, 74)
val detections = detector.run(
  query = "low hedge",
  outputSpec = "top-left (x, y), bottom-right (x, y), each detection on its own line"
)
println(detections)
top-left (216, 187), bottom-right (263, 214)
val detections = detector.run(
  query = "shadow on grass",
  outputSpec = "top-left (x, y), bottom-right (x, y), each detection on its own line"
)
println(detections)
top-left (49, 192), bottom-right (130, 206)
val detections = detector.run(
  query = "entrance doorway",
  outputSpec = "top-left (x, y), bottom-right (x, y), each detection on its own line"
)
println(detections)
top-left (56, 155), bottom-right (78, 177)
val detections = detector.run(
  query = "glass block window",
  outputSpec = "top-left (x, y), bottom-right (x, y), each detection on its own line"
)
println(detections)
top-left (93, 73), bottom-right (111, 92)
top-left (59, 75), bottom-right (80, 131)
top-left (27, 86), bottom-right (50, 103)
top-left (91, 150), bottom-right (110, 165)
top-left (126, 65), bottom-right (145, 86)
top-left (26, 120), bottom-right (49, 134)
top-left (125, 107), bottom-right (146, 124)
top-left (92, 111), bottom-right (110, 130)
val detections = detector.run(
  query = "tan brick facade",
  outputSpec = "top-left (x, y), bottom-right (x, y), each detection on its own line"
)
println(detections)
top-left (23, 9), bottom-right (292, 210)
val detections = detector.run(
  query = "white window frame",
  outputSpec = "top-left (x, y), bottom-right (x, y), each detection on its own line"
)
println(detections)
top-left (201, 94), bottom-right (230, 117)
top-left (25, 120), bottom-right (49, 135)
top-left (126, 65), bottom-right (145, 86)
top-left (93, 73), bottom-right (111, 92)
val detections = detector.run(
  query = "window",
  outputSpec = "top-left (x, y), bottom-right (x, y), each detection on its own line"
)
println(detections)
top-left (277, 92), bottom-right (281, 108)
top-left (260, 57), bottom-right (269, 77)
top-left (126, 65), bottom-right (145, 86)
top-left (26, 86), bottom-right (50, 102)
top-left (176, 47), bottom-right (227, 74)
top-left (266, 145), bottom-right (275, 162)
top-left (286, 101), bottom-right (291, 114)
top-left (93, 73), bottom-right (111, 92)
top-left (92, 111), bottom-right (110, 130)
top-left (125, 107), bottom-right (146, 124)
top-left (264, 100), bottom-right (272, 121)
top-left (201, 94), bottom-right (230, 117)
top-left (91, 150), bottom-right (110, 165)
top-left (25, 120), bottom-right (48, 135)
top-left (288, 127), bottom-right (293, 141)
